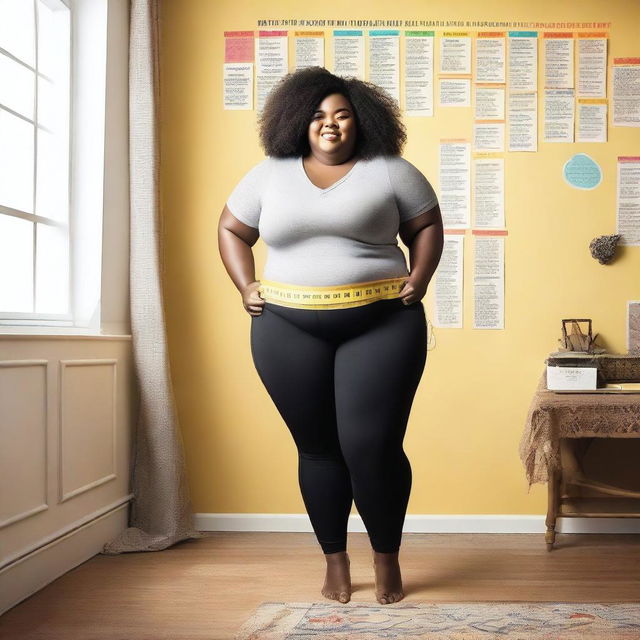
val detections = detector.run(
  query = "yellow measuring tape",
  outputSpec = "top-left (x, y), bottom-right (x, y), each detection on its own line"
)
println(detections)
top-left (256, 276), bottom-right (409, 310)
top-left (256, 276), bottom-right (436, 350)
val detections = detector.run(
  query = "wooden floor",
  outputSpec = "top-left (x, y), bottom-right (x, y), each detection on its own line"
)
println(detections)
top-left (0, 532), bottom-right (639, 639)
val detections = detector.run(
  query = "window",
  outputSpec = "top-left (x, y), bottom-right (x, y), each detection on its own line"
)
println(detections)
top-left (0, 0), bottom-right (71, 324)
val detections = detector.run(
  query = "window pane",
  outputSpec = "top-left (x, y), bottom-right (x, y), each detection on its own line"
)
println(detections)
top-left (36, 0), bottom-right (70, 223)
top-left (35, 222), bottom-right (68, 313)
top-left (0, 109), bottom-right (34, 213)
top-left (37, 0), bottom-right (69, 80)
top-left (38, 70), bottom-right (55, 130)
top-left (0, 54), bottom-right (35, 119)
top-left (0, 215), bottom-right (33, 312)
top-left (0, 0), bottom-right (35, 67)
top-left (36, 128), bottom-right (68, 222)
top-left (37, 1), bottom-right (70, 131)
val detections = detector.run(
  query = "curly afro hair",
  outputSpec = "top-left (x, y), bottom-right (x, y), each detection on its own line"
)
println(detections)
top-left (257, 66), bottom-right (407, 159)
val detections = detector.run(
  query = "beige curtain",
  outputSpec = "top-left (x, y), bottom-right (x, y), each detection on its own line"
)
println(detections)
top-left (102, 0), bottom-right (205, 554)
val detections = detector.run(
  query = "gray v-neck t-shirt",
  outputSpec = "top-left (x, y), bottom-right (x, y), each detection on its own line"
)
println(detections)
top-left (226, 154), bottom-right (439, 286)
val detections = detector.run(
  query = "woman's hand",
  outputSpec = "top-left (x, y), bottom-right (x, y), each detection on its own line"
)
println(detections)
top-left (242, 281), bottom-right (265, 316)
top-left (398, 276), bottom-right (427, 305)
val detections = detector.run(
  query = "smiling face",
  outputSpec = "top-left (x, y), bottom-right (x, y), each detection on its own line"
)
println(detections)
top-left (307, 93), bottom-right (357, 164)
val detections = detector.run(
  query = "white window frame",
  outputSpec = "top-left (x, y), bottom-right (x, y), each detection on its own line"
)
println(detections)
top-left (0, 0), bottom-right (130, 337)
top-left (0, 0), bottom-right (73, 325)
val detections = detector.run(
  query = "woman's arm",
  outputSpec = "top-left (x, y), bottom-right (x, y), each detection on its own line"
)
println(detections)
top-left (217, 204), bottom-right (265, 315)
top-left (397, 204), bottom-right (444, 304)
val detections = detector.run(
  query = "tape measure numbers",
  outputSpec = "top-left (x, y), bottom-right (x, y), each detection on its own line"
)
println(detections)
top-left (257, 276), bottom-right (409, 310)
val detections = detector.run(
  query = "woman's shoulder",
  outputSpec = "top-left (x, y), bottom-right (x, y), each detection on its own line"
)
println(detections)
top-left (379, 154), bottom-right (419, 171)
top-left (381, 154), bottom-right (430, 180)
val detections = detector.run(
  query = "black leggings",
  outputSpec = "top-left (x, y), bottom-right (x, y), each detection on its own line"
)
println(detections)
top-left (250, 297), bottom-right (427, 554)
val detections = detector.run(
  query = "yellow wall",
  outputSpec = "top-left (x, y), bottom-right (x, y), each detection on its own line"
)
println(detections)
top-left (159, 0), bottom-right (640, 517)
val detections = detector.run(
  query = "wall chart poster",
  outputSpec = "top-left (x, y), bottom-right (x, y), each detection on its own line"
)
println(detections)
top-left (475, 85), bottom-right (505, 120)
top-left (473, 157), bottom-right (505, 228)
top-left (433, 231), bottom-right (464, 328)
top-left (256, 30), bottom-right (288, 113)
top-left (543, 32), bottom-right (574, 89)
top-left (333, 30), bottom-right (364, 79)
top-left (617, 156), bottom-right (640, 245)
top-left (473, 230), bottom-right (507, 330)
top-left (440, 31), bottom-right (471, 74)
top-left (474, 121), bottom-right (505, 152)
top-left (440, 139), bottom-right (471, 228)
top-left (508, 91), bottom-right (537, 152)
top-left (543, 88), bottom-right (575, 143)
top-left (508, 31), bottom-right (537, 92)
top-left (439, 77), bottom-right (471, 107)
top-left (404, 31), bottom-right (434, 116)
top-left (577, 98), bottom-right (607, 142)
top-left (577, 33), bottom-right (608, 98)
top-left (368, 30), bottom-right (400, 103)
top-left (612, 58), bottom-right (640, 127)
top-left (475, 32), bottom-right (505, 84)
top-left (294, 31), bottom-right (324, 70)
top-left (223, 31), bottom-right (254, 110)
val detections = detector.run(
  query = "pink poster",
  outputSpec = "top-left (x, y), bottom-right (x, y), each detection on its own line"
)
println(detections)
top-left (224, 30), bottom-right (254, 63)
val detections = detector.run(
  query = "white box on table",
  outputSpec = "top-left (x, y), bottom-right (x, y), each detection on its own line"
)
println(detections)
top-left (546, 365), bottom-right (598, 390)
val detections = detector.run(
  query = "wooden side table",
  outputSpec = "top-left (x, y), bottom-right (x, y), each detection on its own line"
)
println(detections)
top-left (520, 355), bottom-right (640, 551)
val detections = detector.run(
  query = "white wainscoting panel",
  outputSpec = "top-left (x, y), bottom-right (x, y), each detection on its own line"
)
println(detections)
top-left (0, 360), bottom-right (49, 529)
top-left (59, 359), bottom-right (117, 502)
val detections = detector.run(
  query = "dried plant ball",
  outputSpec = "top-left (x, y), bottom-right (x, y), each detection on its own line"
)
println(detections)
top-left (589, 234), bottom-right (621, 264)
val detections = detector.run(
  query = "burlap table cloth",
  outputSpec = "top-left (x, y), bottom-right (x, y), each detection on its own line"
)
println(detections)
top-left (519, 355), bottom-right (640, 490)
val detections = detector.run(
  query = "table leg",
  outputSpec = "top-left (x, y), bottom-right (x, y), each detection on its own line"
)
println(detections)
top-left (545, 466), bottom-right (559, 551)
top-left (560, 437), bottom-right (593, 486)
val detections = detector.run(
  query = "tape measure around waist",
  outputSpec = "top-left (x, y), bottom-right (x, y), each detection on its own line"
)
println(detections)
top-left (256, 277), bottom-right (409, 310)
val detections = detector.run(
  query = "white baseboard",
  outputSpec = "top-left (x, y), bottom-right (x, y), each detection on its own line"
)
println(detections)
top-left (0, 500), bottom-right (130, 616)
top-left (193, 513), bottom-right (640, 535)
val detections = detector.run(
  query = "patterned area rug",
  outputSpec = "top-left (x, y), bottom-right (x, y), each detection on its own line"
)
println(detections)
top-left (234, 601), bottom-right (640, 639)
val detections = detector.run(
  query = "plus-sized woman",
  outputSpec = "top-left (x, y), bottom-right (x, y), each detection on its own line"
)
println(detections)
top-left (218, 66), bottom-right (443, 605)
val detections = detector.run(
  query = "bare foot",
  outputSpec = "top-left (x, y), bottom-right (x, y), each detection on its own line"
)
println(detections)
top-left (321, 551), bottom-right (351, 604)
top-left (372, 550), bottom-right (404, 604)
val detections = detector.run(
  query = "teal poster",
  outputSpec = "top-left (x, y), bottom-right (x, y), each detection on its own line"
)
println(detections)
top-left (563, 153), bottom-right (602, 190)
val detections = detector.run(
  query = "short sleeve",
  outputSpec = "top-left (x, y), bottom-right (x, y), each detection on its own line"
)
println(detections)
top-left (226, 158), bottom-right (271, 229)
top-left (385, 156), bottom-right (439, 223)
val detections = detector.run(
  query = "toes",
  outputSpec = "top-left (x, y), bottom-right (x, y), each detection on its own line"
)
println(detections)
top-left (376, 591), bottom-right (404, 604)
top-left (323, 589), bottom-right (351, 604)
